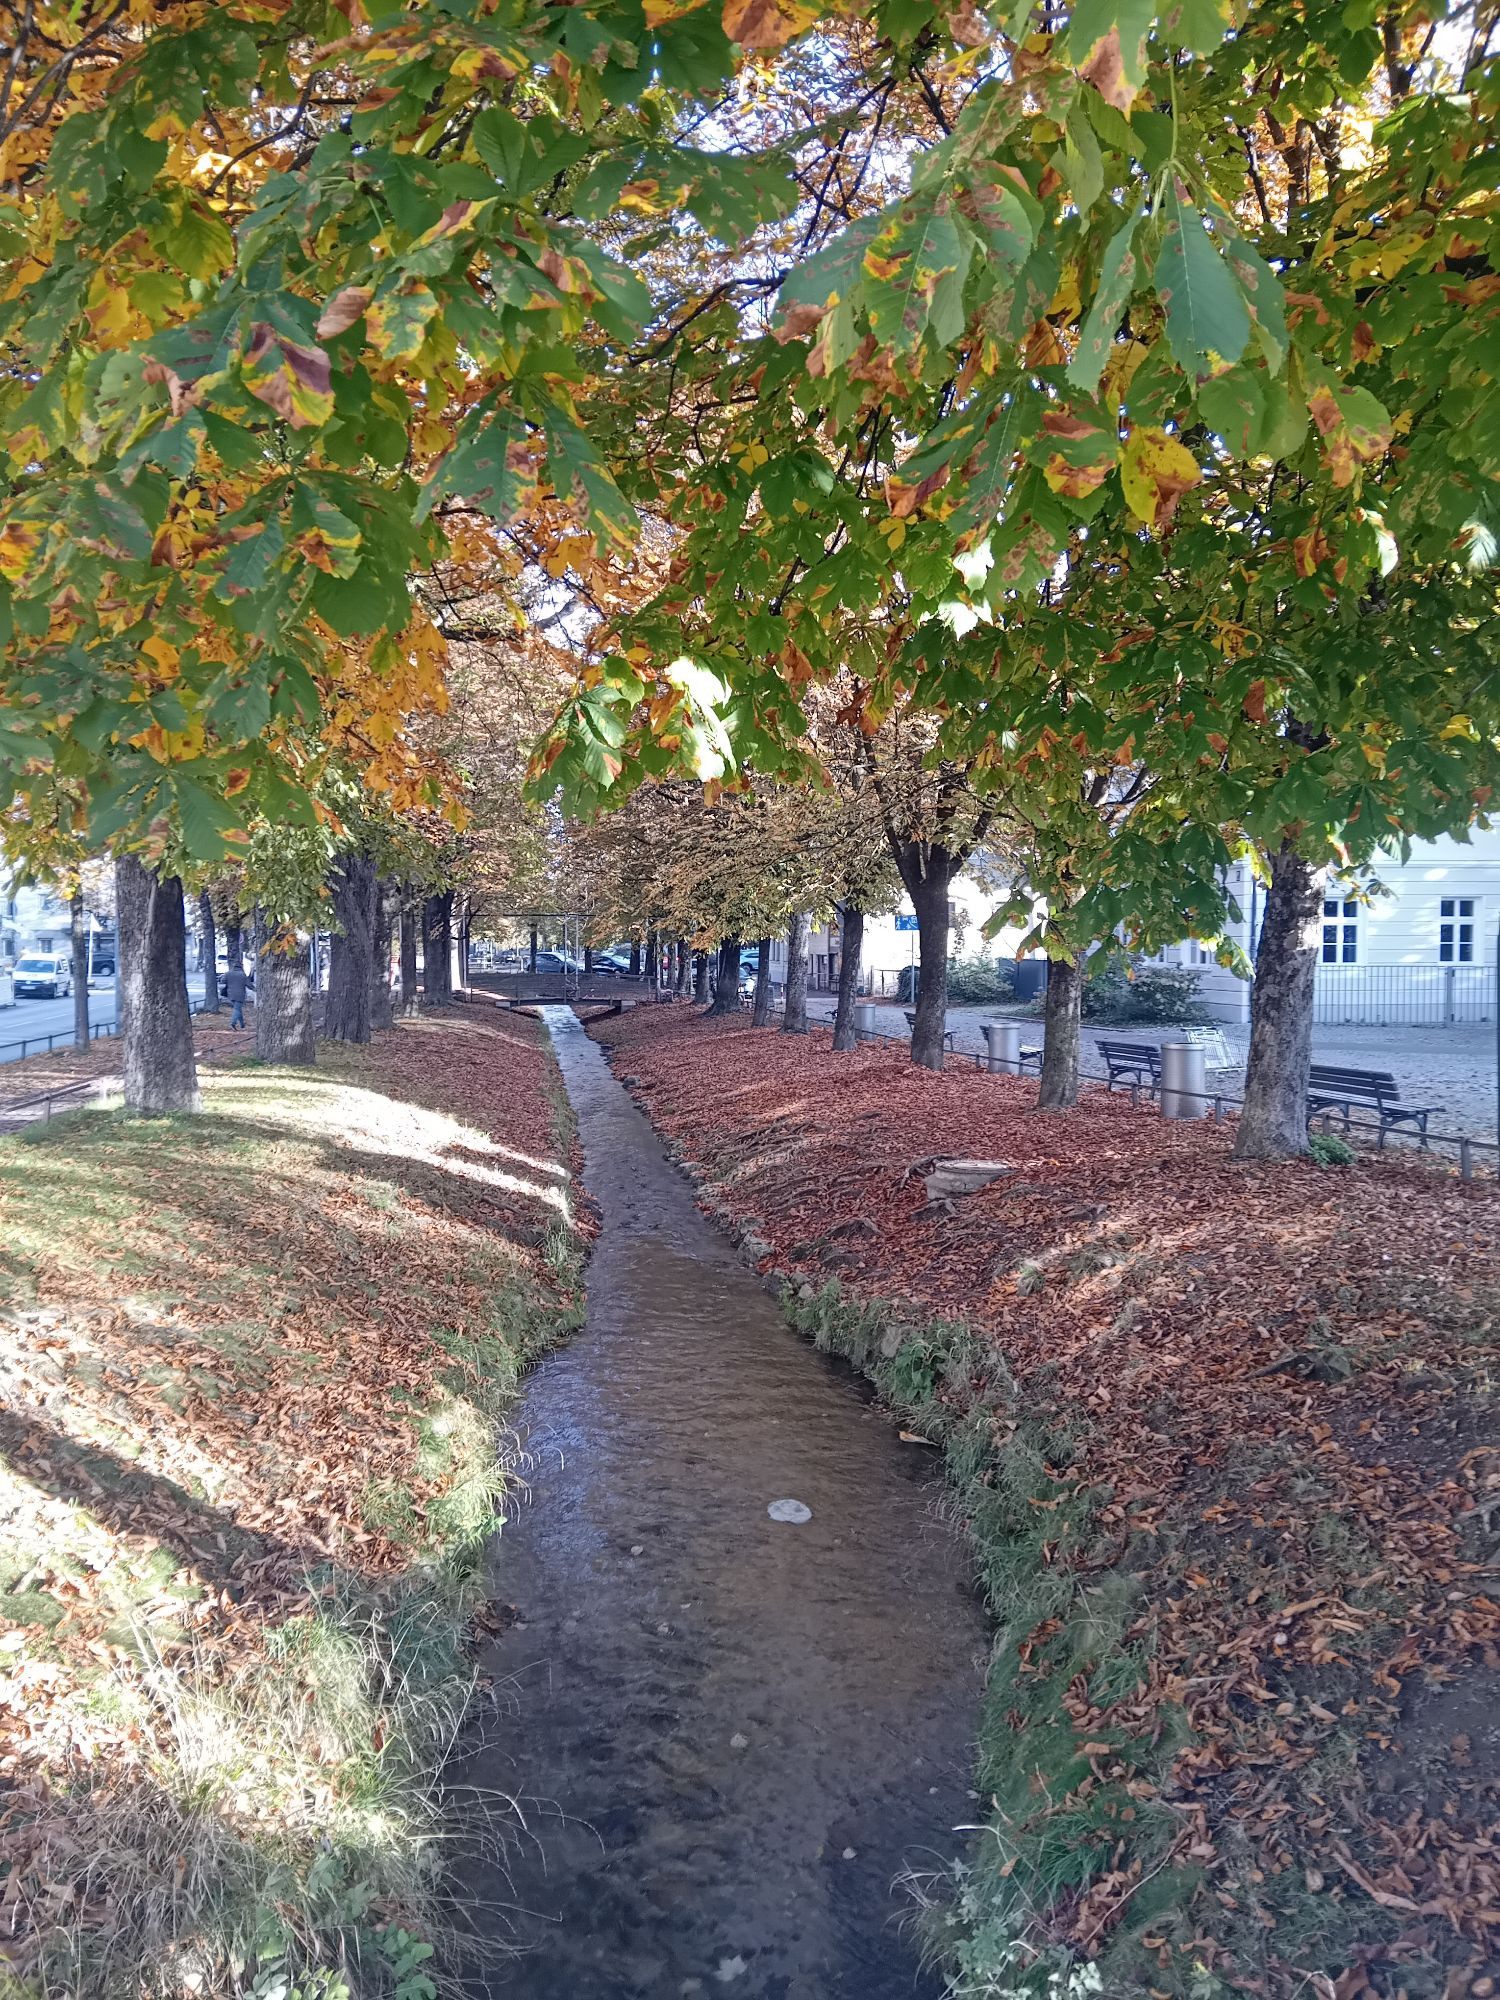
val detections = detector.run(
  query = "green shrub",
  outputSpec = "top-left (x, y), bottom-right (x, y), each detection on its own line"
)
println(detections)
top-left (1083, 955), bottom-right (1209, 1025)
top-left (1308, 1130), bottom-right (1357, 1167)
top-left (896, 956), bottom-right (1016, 1004)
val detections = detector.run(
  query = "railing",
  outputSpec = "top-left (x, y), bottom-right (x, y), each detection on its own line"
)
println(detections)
top-left (0, 996), bottom-right (217, 1069)
top-left (1314, 962), bottom-right (1496, 1025)
top-left (784, 1009), bottom-right (1500, 1184)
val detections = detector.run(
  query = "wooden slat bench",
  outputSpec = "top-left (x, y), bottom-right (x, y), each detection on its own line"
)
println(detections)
top-left (1098, 1039), bottom-right (1162, 1088)
top-left (1306, 1065), bottom-right (1442, 1147)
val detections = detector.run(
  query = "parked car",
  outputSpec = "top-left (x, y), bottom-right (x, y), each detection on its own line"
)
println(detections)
top-left (13, 953), bottom-right (72, 998)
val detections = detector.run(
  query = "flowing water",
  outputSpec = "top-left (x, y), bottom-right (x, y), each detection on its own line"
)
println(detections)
top-left (465, 1007), bottom-right (986, 1998)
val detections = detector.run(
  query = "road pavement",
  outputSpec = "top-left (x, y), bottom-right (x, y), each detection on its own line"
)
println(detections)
top-left (0, 984), bottom-right (121, 1063)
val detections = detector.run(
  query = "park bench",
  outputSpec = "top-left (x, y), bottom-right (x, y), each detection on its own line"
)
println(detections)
top-left (1098, 1039), bottom-right (1162, 1089)
top-left (1306, 1065), bottom-right (1443, 1147)
top-left (905, 1010), bottom-right (957, 1053)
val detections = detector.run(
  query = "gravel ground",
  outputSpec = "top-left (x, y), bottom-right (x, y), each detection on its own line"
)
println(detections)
top-left (804, 995), bottom-right (1500, 1148)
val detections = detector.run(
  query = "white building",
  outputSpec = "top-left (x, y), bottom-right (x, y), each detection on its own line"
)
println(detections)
top-left (1, 875), bottom-right (73, 962)
top-left (1147, 830), bottom-right (1500, 1025)
top-left (774, 875), bottom-right (1031, 993)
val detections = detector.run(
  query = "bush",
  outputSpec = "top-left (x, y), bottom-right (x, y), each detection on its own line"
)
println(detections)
top-left (896, 957), bottom-right (1016, 1005)
top-left (1308, 1130), bottom-right (1357, 1167)
top-left (1083, 955), bottom-right (1209, 1025)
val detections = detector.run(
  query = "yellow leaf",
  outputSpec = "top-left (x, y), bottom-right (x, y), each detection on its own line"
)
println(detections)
top-left (1441, 714), bottom-right (1475, 740)
top-left (1119, 426), bottom-right (1201, 532)
top-left (141, 634), bottom-right (180, 680)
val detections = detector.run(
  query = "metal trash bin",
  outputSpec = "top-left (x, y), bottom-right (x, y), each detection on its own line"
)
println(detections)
top-left (985, 1021), bottom-right (1023, 1075)
top-left (1160, 1040), bottom-right (1209, 1120)
top-left (854, 1001), bottom-right (876, 1041)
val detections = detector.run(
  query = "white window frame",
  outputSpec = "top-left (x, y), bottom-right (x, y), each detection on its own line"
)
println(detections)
top-left (1321, 895), bottom-right (1359, 965)
top-left (1439, 895), bottom-right (1478, 964)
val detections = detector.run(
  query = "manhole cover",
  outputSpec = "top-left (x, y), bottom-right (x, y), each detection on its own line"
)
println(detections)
top-left (767, 1498), bottom-right (812, 1523)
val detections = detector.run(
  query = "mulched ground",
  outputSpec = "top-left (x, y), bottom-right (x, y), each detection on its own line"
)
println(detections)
top-left (591, 1003), bottom-right (1500, 1998)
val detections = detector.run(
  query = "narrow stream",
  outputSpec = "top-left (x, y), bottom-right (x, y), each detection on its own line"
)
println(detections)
top-left (466, 1007), bottom-right (986, 1998)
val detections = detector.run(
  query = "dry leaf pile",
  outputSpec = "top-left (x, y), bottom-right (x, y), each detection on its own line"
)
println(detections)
top-left (595, 1005), bottom-right (1499, 1999)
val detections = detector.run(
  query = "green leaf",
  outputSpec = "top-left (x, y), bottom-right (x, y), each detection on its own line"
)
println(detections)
top-left (419, 404), bottom-right (535, 525)
top-left (1068, 200), bottom-right (1146, 394)
top-left (173, 773), bottom-right (242, 860)
top-left (1163, 0), bottom-right (1235, 55)
top-left (543, 409), bottom-right (634, 546)
top-left (291, 484), bottom-right (362, 578)
top-left (960, 166), bottom-right (1040, 269)
top-left (1197, 365), bottom-right (1267, 454)
top-left (864, 199), bottom-right (973, 352)
top-left (1155, 181), bottom-right (1250, 377)
top-left (150, 195), bottom-right (235, 281)
top-left (776, 213), bottom-right (884, 326)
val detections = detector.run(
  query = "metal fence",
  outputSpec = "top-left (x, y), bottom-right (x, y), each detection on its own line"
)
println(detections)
top-left (1313, 963), bottom-right (1496, 1025)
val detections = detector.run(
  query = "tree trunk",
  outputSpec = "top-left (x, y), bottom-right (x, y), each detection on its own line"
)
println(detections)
top-left (708, 936), bottom-right (742, 1015)
top-left (645, 928), bottom-right (659, 987)
top-left (455, 895), bottom-right (470, 991)
top-left (371, 880), bottom-right (398, 1031)
top-left (71, 892), bottom-right (92, 1048)
top-left (254, 910), bottom-right (315, 1065)
top-left (1037, 956), bottom-right (1084, 1110)
top-left (830, 903), bottom-right (864, 1051)
top-left (1235, 844), bottom-right (1324, 1159)
top-left (423, 891), bottom-right (454, 1005)
top-left (907, 868), bottom-right (951, 1070)
top-left (116, 856), bottom-right (200, 1115)
top-left (692, 950), bottom-right (710, 1003)
top-left (325, 852), bottom-right (377, 1044)
top-left (629, 938), bottom-right (641, 978)
top-left (751, 937), bottom-right (773, 1026)
top-left (584, 943), bottom-right (595, 976)
top-left (782, 910), bottom-right (809, 1033)
top-left (399, 899), bottom-right (419, 1015)
top-left (195, 890), bottom-right (219, 1015)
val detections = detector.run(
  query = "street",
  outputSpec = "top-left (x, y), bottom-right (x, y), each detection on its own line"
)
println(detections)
top-left (0, 984), bottom-right (119, 1063)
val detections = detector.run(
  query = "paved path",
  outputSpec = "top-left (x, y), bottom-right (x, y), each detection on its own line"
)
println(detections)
top-left (805, 997), bottom-right (1500, 1143)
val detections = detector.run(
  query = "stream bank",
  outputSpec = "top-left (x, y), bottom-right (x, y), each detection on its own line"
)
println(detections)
top-left (464, 1005), bottom-right (986, 1998)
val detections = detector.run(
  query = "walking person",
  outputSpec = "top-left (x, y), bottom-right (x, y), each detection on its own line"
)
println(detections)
top-left (225, 956), bottom-right (248, 1030)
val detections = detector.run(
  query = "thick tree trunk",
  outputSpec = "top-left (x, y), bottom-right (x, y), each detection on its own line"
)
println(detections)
top-left (529, 924), bottom-right (539, 974)
top-left (1037, 956), bottom-right (1085, 1110)
top-left (831, 903), bottom-right (865, 1052)
top-left (195, 891), bottom-right (219, 1015)
top-left (751, 937), bottom-right (773, 1026)
top-left (254, 910), bottom-right (315, 1065)
top-left (708, 936), bottom-right (742, 1015)
top-left (398, 900), bottom-right (419, 1015)
top-left (371, 879), bottom-right (398, 1031)
top-left (116, 856), bottom-right (200, 1115)
top-left (325, 852), bottom-right (377, 1044)
top-left (692, 950), bottom-right (710, 1003)
top-left (423, 890), bottom-right (454, 1005)
top-left (782, 910), bottom-right (809, 1033)
top-left (908, 868), bottom-right (951, 1070)
top-left (1235, 845), bottom-right (1324, 1159)
top-left (71, 893), bottom-right (92, 1048)
top-left (584, 943), bottom-right (595, 976)
top-left (645, 928), bottom-right (659, 987)
top-left (629, 938), bottom-right (642, 978)
top-left (674, 940), bottom-right (689, 994)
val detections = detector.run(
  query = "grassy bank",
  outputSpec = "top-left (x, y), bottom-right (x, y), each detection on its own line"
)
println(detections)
top-left (590, 1004), bottom-right (1499, 2000)
top-left (0, 1013), bottom-right (584, 1997)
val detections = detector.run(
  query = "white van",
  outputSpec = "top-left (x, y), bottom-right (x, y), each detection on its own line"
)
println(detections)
top-left (13, 953), bottom-right (73, 998)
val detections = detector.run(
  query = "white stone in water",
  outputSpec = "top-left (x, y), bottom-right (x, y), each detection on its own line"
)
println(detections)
top-left (768, 1498), bottom-right (812, 1523)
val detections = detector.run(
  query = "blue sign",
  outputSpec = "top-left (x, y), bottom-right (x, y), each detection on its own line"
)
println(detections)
top-left (894, 913), bottom-right (919, 932)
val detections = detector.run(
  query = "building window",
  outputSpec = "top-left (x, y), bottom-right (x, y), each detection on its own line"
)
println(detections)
top-left (1440, 896), bottom-right (1476, 963)
top-left (1322, 897), bottom-right (1358, 964)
